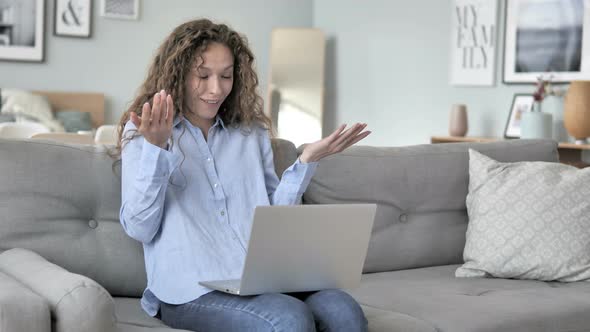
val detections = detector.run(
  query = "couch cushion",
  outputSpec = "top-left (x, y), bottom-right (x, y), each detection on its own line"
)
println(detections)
top-left (348, 265), bottom-right (590, 332)
top-left (457, 149), bottom-right (590, 281)
top-left (0, 138), bottom-right (297, 299)
top-left (114, 297), bottom-right (192, 332)
top-left (0, 139), bottom-right (147, 297)
top-left (303, 139), bottom-right (558, 273)
top-left (0, 248), bottom-right (116, 332)
top-left (0, 270), bottom-right (51, 332)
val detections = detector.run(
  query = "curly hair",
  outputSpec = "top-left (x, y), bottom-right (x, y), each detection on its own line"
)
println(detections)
top-left (113, 18), bottom-right (272, 158)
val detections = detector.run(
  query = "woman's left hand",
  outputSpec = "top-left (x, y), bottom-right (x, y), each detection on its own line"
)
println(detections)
top-left (299, 123), bottom-right (371, 163)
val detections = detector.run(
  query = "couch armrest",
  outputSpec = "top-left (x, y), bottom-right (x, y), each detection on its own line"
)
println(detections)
top-left (0, 271), bottom-right (51, 332)
top-left (0, 248), bottom-right (116, 332)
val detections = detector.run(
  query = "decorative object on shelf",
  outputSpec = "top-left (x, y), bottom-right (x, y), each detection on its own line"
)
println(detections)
top-left (100, 0), bottom-right (139, 20)
top-left (520, 110), bottom-right (552, 139)
top-left (54, 0), bottom-right (92, 38)
top-left (0, 0), bottom-right (45, 62)
top-left (503, 0), bottom-right (590, 83)
top-left (504, 94), bottom-right (534, 138)
top-left (449, 104), bottom-right (468, 136)
top-left (449, 0), bottom-right (498, 86)
top-left (521, 77), bottom-right (554, 139)
top-left (564, 80), bottom-right (590, 144)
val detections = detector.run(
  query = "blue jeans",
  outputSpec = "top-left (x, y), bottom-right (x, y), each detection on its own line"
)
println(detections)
top-left (160, 289), bottom-right (368, 332)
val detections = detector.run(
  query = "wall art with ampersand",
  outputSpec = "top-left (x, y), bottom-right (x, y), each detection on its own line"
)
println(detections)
top-left (54, 0), bottom-right (92, 38)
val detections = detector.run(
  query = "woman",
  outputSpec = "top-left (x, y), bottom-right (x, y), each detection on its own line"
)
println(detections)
top-left (116, 18), bottom-right (371, 332)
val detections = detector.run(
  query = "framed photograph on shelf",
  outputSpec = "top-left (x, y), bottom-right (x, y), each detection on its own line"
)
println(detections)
top-left (54, 0), bottom-right (92, 38)
top-left (504, 94), bottom-right (535, 138)
top-left (0, 0), bottom-right (45, 62)
top-left (504, 0), bottom-right (590, 83)
top-left (100, 0), bottom-right (139, 20)
top-left (449, 0), bottom-right (499, 86)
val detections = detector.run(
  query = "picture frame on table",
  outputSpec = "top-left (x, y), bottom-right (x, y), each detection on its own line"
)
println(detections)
top-left (504, 94), bottom-right (535, 138)
top-left (503, 0), bottom-right (590, 83)
top-left (100, 0), bottom-right (139, 20)
top-left (0, 0), bottom-right (45, 62)
top-left (54, 0), bottom-right (92, 38)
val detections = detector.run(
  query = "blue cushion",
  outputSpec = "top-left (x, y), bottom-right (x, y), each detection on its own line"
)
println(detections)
top-left (56, 111), bottom-right (92, 132)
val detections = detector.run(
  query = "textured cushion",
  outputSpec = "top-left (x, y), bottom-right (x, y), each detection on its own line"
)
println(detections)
top-left (457, 149), bottom-right (590, 281)
top-left (55, 110), bottom-right (93, 132)
top-left (0, 248), bottom-right (116, 332)
top-left (0, 270), bottom-right (51, 332)
top-left (0, 89), bottom-right (64, 132)
top-left (303, 139), bottom-right (558, 273)
top-left (0, 139), bottom-right (147, 297)
top-left (348, 265), bottom-right (590, 332)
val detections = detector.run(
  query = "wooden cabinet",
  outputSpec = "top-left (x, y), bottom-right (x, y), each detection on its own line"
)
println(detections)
top-left (430, 136), bottom-right (590, 168)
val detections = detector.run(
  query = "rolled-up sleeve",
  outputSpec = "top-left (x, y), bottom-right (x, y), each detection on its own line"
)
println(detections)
top-left (260, 129), bottom-right (318, 205)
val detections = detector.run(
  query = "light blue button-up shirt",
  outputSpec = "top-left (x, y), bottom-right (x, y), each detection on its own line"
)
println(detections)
top-left (120, 116), bottom-right (318, 316)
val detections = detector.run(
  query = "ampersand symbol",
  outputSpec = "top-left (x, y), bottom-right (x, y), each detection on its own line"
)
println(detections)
top-left (61, 0), bottom-right (82, 26)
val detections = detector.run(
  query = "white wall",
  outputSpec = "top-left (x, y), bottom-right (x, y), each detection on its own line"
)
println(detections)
top-left (0, 0), bottom-right (313, 124)
top-left (314, 0), bottom-right (539, 146)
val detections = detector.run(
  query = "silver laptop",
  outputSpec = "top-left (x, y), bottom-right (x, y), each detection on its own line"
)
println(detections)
top-left (199, 204), bottom-right (376, 296)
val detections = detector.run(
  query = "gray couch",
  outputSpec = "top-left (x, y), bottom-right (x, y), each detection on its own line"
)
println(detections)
top-left (1, 137), bottom-right (589, 332)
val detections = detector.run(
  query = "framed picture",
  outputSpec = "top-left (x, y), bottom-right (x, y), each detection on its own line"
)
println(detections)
top-left (54, 0), bottom-right (92, 38)
top-left (100, 0), bottom-right (139, 20)
top-left (504, 0), bottom-right (590, 83)
top-left (0, 0), bottom-right (45, 62)
top-left (449, 0), bottom-right (499, 86)
top-left (504, 94), bottom-right (535, 138)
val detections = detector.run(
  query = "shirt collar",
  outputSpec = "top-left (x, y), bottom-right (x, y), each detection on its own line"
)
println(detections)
top-left (173, 115), bottom-right (226, 130)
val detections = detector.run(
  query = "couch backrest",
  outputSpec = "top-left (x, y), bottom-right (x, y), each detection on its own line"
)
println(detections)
top-left (0, 138), bottom-right (297, 298)
top-left (302, 139), bottom-right (558, 273)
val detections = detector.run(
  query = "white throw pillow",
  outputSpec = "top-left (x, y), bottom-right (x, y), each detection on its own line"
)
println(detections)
top-left (456, 149), bottom-right (590, 281)
top-left (0, 89), bottom-right (64, 132)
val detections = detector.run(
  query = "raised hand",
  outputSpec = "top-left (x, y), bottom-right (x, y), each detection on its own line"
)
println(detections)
top-left (130, 90), bottom-right (175, 149)
top-left (299, 123), bottom-right (371, 163)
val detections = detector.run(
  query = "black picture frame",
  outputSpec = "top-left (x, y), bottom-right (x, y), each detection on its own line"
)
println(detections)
top-left (504, 94), bottom-right (535, 138)
top-left (54, 0), bottom-right (92, 38)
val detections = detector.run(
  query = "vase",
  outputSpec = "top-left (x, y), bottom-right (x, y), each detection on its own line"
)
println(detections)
top-left (564, 80), bottom-right (590, 144)
top-left (542, 95), bottom-right (568, 142)
top-left (520, 107), bottom-right (553, 139)
top-left (449, 104), bottom-right (468, 137)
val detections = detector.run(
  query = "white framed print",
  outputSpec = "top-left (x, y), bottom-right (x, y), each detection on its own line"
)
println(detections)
top-left (54, 0), bottom-right (92, 38)
top-left (0, 0), bottom-right (45, 62)
top-left (504, 0), bottom-right (590, 83)
top-left (450, 0), bottom-right (499, 86)
top-left (100, 0), bottom-right (139, 20)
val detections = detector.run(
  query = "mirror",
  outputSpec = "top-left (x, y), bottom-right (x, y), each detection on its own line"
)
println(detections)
top-left (267, 28), bottom-right (325, 147)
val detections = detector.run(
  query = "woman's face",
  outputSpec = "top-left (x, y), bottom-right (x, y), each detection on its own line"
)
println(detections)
top-left (184, 42), bottom-right (234, 127)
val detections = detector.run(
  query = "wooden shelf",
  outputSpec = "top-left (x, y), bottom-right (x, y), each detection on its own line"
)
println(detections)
top-left (430, 136), bottom-right (590, 168)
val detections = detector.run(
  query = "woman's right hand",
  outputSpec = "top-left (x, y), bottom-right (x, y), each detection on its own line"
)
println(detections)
top-left (130, 90), bottom-right (175, 149)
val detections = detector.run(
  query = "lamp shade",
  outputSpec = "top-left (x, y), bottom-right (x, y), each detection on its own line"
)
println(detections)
top-left (564, 80), bottom-right (590, 143)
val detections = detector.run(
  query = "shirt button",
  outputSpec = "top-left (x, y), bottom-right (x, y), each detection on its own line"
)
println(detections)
top-left (207, 157), bottom-right (212, 162)
top-left (220, 210), bottom-right (225, 216)
top-left (399, 213), bottom-right (408, 223)
top-left (214, 183), bottom-right (219, 188)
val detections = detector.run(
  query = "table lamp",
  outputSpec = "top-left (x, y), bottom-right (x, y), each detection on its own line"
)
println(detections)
top-left (564, 80), bottom-right (590, 144)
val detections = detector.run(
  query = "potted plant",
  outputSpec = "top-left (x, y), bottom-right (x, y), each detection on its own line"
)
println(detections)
top-left (521, 76), bottom-right (555, 140)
